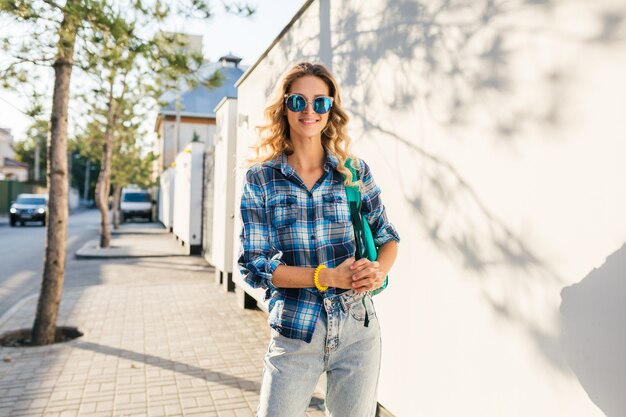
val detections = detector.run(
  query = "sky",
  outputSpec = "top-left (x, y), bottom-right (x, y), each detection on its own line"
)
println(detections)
top-left (0, 0), bottom-right (306, 142)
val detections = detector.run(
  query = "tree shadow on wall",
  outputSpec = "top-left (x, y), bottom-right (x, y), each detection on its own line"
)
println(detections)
top-left (331, 0), bottom-right (626, 142)
top-left (257, 0), bottom-right (626, 386)
top-left (323, 0), bottom-right (625, 378)
top-left (560, 243), bottom-right (626, 417)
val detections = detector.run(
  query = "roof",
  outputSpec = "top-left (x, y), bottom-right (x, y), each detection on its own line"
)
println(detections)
top-left (159, 61), bottom-right (246, 119)
top-left (16, 193), bottom-right (48, 199)
top-left (2, 157), bottom-right (28, 168)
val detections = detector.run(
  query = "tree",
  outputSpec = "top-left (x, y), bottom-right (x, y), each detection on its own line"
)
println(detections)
top-left (0, 0), bottom-right (253, 346)
top-left (111, 147), bottom-right (158, 229)
top-left (12, 118), bottom-right (49, 184)
top-left (74, 92), bottom-right (157, 229)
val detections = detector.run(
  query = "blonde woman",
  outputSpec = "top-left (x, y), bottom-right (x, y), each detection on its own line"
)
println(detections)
top-left (238, 62), bottom-right (399, 417)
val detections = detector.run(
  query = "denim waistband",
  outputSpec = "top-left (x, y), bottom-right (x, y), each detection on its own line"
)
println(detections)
top-left (323, 290), bottom-right (367, 312)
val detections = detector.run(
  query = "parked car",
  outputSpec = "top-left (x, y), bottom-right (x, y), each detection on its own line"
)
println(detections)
top-left (119, 187), bottom-right (152, 223)
top-left (9, 193), bottom-right (48, 226)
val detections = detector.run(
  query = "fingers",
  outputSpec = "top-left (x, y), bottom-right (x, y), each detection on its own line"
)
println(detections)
top-left (352, 278), bottom-right (381, 292)
top-left (350, 259), bottom-right (379, 272)
top-left (340, 256), bottom-right (356, 267)
top-left (351, 264), bottom-right (380, 281)
top-left (352, 271), bottom-right (383, 293)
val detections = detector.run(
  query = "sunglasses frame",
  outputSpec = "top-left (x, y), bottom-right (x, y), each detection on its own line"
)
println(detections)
top-left (284, 93), bottom-right (334, 114)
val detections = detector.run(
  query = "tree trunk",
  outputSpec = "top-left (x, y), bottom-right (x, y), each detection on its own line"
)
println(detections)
top-left (94, 78), bottom-right (117, 248)
top-left (112, 183), bottom-right (122, 229)
top-left (31, 4), bottom-right (79, 346)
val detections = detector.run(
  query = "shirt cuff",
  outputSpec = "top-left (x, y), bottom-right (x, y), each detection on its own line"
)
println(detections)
top-left (247, 250), bottom-right (284, 291)
top-left (374, 224), bottom-right (401, 247)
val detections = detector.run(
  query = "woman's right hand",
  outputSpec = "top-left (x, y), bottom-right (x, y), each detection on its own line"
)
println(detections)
top-left (320, 257), bottom-right (356, 289)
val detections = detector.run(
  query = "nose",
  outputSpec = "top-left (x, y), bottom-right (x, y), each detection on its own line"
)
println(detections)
top-left (302, 100), bottom-right (314, 114)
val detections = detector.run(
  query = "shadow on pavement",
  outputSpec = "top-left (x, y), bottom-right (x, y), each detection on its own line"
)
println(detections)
top-left (75, 340), bottom-right (262, 393)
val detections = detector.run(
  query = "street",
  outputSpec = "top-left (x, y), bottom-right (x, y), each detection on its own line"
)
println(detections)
top-left (0, 209), bottom-right (100, 317)
top-left (0, 209), bottom-right (212, 319)
top-left (0, 209), bottom-right (328, 417)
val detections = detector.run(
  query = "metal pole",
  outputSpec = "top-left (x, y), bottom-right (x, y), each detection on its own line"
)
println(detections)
top-left (83, 159), bottom-right (90, 202)
top-left (68, 150), bottom-right (72, 190)
top-left (34, 137), bottom-right (40, 182)
top-left (175, 91), bottom-right (181, 157)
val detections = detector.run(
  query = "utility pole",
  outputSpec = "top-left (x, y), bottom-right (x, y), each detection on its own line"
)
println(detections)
top-left (83, 159), bottom-right (90, 202)
top-left (68, 150), bottom-right (72, 190)
top-left (175, 91), bottom-right (181, 157)
top-left (34, 137), bottom-right (40, 182)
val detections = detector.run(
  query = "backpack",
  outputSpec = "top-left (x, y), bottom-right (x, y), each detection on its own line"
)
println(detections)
top-left (344, 158), bottom-right (388, 298)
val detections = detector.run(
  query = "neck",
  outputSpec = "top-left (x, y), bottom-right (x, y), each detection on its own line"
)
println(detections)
top-left (287, 139), bottom-right (325, 171)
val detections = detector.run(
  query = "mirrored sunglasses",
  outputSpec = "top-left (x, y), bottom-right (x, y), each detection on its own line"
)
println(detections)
top-left (284, 93), bottom-right (334, 114)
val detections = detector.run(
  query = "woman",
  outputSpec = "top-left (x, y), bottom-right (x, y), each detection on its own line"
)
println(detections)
top-left (238, 62), bottom-right (399, 417)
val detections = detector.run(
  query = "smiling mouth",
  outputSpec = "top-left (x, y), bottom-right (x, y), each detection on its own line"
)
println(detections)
top-left (299, 118), bottom-right (319, 126)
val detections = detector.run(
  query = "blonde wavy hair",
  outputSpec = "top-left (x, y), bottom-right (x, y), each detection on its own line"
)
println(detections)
top-left (250, 62), bottom-right (357, 185)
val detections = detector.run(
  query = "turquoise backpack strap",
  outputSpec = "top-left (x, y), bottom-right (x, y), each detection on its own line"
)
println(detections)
top-left (344, 158), bottom-right (366, 260)
top-left (344, 158), bottom-right (388, 327)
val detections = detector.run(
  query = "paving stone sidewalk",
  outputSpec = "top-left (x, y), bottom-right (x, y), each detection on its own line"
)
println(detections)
top-left (0, 232), bottom-right (325, 417)
top-left (75, 223), bottom-right (188, 259)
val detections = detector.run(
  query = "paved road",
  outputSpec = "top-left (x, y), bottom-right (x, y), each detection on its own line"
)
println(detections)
top-left (0, 209), bottom-right (216, 319)
top-left (0, 209), bottom-right (102, 317)
top-left (0, 210), bottom-right (328, 416)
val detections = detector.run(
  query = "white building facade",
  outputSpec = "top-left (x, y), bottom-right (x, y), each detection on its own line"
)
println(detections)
top-left (230, 1), bottom-right (626, 416)
top-left (0, 128), bottom-right (28, 181)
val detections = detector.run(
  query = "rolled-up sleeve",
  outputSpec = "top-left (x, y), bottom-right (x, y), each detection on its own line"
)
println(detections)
top-left (359, 159), bottom-right (400, 247)
top-left (238, 168), bottom-right (284, 293)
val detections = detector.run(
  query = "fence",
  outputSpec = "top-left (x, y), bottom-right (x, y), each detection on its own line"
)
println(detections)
top-left (0, 181), bottom-right (47, 215)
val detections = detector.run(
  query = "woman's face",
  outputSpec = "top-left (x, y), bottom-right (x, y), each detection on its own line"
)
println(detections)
top-left (285, 75), bottom-right (331, 141)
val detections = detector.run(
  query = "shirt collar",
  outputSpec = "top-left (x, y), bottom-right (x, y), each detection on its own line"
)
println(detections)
top-left (267, 151), bottom-right (340, 176)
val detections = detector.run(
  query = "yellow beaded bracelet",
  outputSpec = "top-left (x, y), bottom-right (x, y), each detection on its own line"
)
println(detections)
top-left (313, 265), bottom-right (328, 292)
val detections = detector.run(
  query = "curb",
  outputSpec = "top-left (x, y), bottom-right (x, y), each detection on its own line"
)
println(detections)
top-left (74, 252), bottom-right (189, 260)
top-left (0, 293), bottom-right (38, 331)
top-left (111, 229), bottom-right (168, 235)
top-left (74, 237), bottom-right (189, 260)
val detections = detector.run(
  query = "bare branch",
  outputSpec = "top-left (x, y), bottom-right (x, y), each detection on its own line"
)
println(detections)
top-left (14, 54), bottom-right (54, 66)
top-left (40, 0), bottom-right (64, 12)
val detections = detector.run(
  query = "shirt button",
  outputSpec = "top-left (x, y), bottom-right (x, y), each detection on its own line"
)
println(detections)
top-left (310, 234), bottom-right (316, 240)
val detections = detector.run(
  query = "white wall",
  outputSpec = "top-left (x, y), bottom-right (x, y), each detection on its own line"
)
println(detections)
top-left (173, 142), bottom-right (204, 252)
top-left (69, 187), bottom-right (79, 210)
top-left (212, 98), bottom-right (238, 273)
top-left (161, 119), bottom-right (215, 169)
top-left (233, 0), bottom-right (626, 416)
top-left (158, 167), bottom-right (175, 229)
top-left (230, 1), bottom-right (325, 307)
top-left (0, 129), bottom-right (15, 161)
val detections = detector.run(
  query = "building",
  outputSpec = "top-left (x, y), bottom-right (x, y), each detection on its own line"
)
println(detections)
top-left (0, 128), bottom-right (28, 181)
top-left (154, 50), bottom-right (245, 263)
top-left (153, 54), bottom-right (246, 175)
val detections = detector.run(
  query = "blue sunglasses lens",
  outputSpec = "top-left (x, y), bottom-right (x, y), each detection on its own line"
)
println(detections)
top-left (285, 94), bottom-right (332, 114)
top-left (286, 95), bottom-right (307, 112)
top-left (313, 97), bottom-right (332, 114)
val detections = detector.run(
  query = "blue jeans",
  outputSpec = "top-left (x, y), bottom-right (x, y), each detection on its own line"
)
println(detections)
top-left (257, 290), bottom-right (382, 417)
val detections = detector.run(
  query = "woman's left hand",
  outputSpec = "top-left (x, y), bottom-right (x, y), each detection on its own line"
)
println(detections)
top-left (349, 258), bottom-right (385, 293)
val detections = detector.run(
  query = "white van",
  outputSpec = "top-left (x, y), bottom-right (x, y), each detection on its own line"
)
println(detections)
top-left (119, 187), bottom-right (152, 223)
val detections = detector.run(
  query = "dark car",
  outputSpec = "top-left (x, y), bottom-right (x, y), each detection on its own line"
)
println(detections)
top-left (9, 193), bottom-right (48, 226)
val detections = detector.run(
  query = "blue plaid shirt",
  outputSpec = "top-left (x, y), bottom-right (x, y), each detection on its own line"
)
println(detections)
top-left (238, 152), bottom-right (399, 342)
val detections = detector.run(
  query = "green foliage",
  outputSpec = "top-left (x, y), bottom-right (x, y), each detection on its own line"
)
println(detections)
top-left (11, 118), bottom-right (48, 185)
top-left (2, 0), bottom-right (255, 194)
top-left (1, 0), bottom-right (253, 125)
